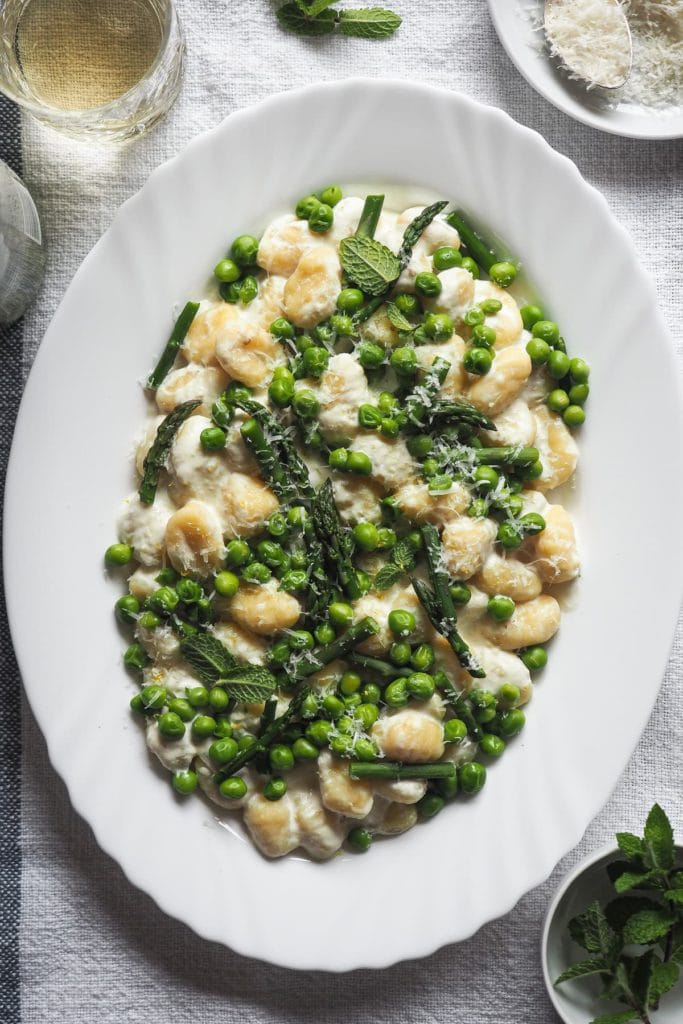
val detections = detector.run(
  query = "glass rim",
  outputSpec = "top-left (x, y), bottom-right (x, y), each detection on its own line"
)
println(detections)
top-left (0, 0), bottom-right (179, 122)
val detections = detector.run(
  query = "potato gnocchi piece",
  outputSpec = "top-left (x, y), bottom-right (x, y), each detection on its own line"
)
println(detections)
top-left (118, 491), bottom-right (175, 567)
top-left (474, 552), bottom-right (542, 602)
top-left (317, 750), bottom-right (374, 820)
top-left (371, 778), bottom-right (427, 805)
top-left (127, 566), bottom-right (161, 602)
top-left (347, 433), bottom-right (415, 492)
top-left (228, 579), bottom-right (302, 636)
top-left (353, 585), bottom-right (429, 655)
top-left (183, 302), bottom-right (243, 367)
top-left (372, 707), bottom-right (445, 763)
top-left (533, 504), bottom-right (580, 583)
top-left (145, 718), bottom-right (198, 772)
top-left (393, 480), bottom-right (470, 526)
top-left (283, 245), bottom-right (341, 328)
top-left (210, 621), bottom-right (268, 665)
top-left (479, 594), bottom-right (561, 650)
top-left (196, 763), bottom-right (253, 809)
top-left (215, 320), bottom-right (285, 389)
top-left (169, 415), bottom-right (233, 506)
top-left (467, 644), bottom-right (533, 705)
top-left (134, 415), bottom-right (164, 479)
top-left (243, 792), bottom-right (300, 858)
top-left (314, 353), bottom-right (373, 443)
top-left (482, 398), bottom-right (537, 448)
top-left (293, 785), bottom-right (347, 860)
top-left (137, 624), bottom-right (181, 665)
top-left (156, 364), bottom-right (228, 417)
top-left (257, 213), bottom-right (319, 276)
top-left (165, 499), bottom-right (224, 577)
top-left (415, 337), bottom-right (468, 398)
top-left (467, 346), bottom-right (532, 417)
top-left (472, 280), bottom-right (523, 347)
top-left (332, 474), bottom-right (385, 526)
top-left (428, 267), bottom-right (475, 321)
top-left (530, 406), bottom-right (579, 492)
top-left (371, 800), bottom-right (419, 836)
top-left (218, 472), bottom-right (278, 538)
top-left (441, 517), bottom-right (497, 580)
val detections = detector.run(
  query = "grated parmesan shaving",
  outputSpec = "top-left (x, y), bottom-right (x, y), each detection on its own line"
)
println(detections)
top-left (545, 0), bottom-right (633, 88)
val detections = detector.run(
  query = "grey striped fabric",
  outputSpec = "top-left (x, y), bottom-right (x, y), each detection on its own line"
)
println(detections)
top-left (3, 1), bottom-right (683, 1020)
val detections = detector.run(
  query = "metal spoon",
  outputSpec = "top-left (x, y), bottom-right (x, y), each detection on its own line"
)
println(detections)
top-left (544, 0), bottom-right (633, 90)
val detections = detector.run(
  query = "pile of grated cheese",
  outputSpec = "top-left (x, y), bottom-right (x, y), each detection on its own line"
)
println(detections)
top-left (545, 0), bottom-right (633, 89)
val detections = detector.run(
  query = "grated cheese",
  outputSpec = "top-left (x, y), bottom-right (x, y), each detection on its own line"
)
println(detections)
top-left (545, 0), bottom-right (633, 88)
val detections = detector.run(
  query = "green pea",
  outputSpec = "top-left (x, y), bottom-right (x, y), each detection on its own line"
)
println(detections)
top-left (463, 346), bottom-right (492, 375)
top-left (526, 337), bottom-right (550, 366)
top-left (480, 733), bottom-right (506, 758)
top-left (280, 569), bottom-right (307, 593)
top-left (467, 498), bottom-right (488, 519)
top-left (444, 718), bottom-right (468, 743)
top-left (310, 203), bottom-right (334, 233)
top-left (497, 522), bottom-right (523, 550)
top-left (353, 522), bottom-right (380, 552)
top-left (395, 293), bottom-right (422, 317)
top-left (167, 698), bottom-right (194, 722)
top-left (269, 377), bottom-right (294, 408)
top-left (384, 678), bottom-right (409, 708)
top-left (521, 458), bottom-right (544, 481)
top-left (200, 426), bottom-right (227, 451)
top-left (230, 234), bottom-right (259, 266)
top-left (306, 719), bottom-right (333, 747)
top-left (286, 630), bottom-right (313, 652)
top-left (138, 610), bottom-right (161, 632)
top-left (568, 382), bottom-right (589, 406)
top-left (379, 417), bottom-right (399, 438)
top-left (471, 324), bottom-right (497, 347)
top-left (470, 688), bottom-right (495, 708)
top-left (520, 304), bottom-right (543, 329)
top-left (531, 319), bottom-right (560, 344)
top-left (292, 737), bottom-right (320, 761)
top-left (406, 435), bottom-right (432, 459)
top-left (388, 609), bottom-right (416, 637)
top-left (242, 562), bottom-right (271, 584)
top-left (296, 194), bottom-right (321, 219)
top-left (563, 405), bottom-right (586, 428)
top-left (463, 307), bottom-right (485, 327)
top-left (213, 716), bottom-right (234, 738)
top-left (438, 773), bottom-right (459, 800)
top-left (480, 298), bottom-right (503, 315)
top-left (207, 687), bottom-right (229, 713)
top-left (129, 695), bottom-right (146, 714)
top-left (569, 357), bottom-right (590, 383)
top-left (240, 276), bottom-right (260, 305)
top-left (115, 594), bottom-right (140, 625)
top-left (433, 245), bottom-right (462, 272)
top-left (219, 776), bottom-right (248, 800)
top-left (547, 389), bottom-right (570, 414)
top-left (262, 777), bottom-right (286, 801)
top-left (489, 261), bottom-right (517, 287)
top-left (172, 769), bottom-right (198, 795)
top-left (354, 738), bottom-right (379, 762)
top-left (237, 733), bottom-right (257, 752)
top-left (356, 703), bottom-right (379, 730)
top-left (105, 543), bottom-right (133, 567)
top-left (328, 447), bottom-right (349, 471)
top-left (139, 685), bottom-right (166, 711)
top-left (375, 391), bottom-right (397, 415)
top-left (225, 539), bottom-right (251, 568)
top-left (209, 737), bottom-right (239, 764)
top-left (487, 594), bottom-right (516, 621)
top-left (498, 683), bottom-right (521, 706)
top-left (320, 184), bottom-right (342, 207)
top-left (520, 645), bottom-right (548, 671)
top-left (348, 826), bottom-right (373, 852)
top-left (269, 744), bottom-right (295, 772)
top-left (255, 540), bottom-right (286, 569)
top-left (123, 643), bottom-right (147, 671)
top-left (153, 566), bottom-right (179, 585)
top-left (427, 474), bottom-right (451, 492)
top-left (418, 793), bottom-right (445, 819)
top-left (406, 530), bottom-right (422, 552)
top-left (390, 346), bottom-right (418, 378)
top-left (212, 570), bottom-right (239, 599)
top-left (186, 685), bottom-right (209, 707)
top-left (292, 388), bottom-right (320, 419)
top-left (520, 512), bottom-right (546, 535)
top-left (336, 288), bottom-right (364, 314)
top-left (424, 312), bottom-right (454, 341)
top-left (314, 622), bottom-right (336, 645)
top-left (461, 256), bottom-right (479, 278)
top-left (301, 693), bottom-right (320, 719)
top-left (158, 712), bottom-right (185, 740)
top-left (546, 350), bottom-right (570, 381)
top-left (302, 346), bottom-right (329, 379)
top-left (174, 578), bottom-right (201, 605)
top-left (361, 683), bottom-right (381, 704)
top-left (214, 257), bottom-right (241, 283)
top-left (497, 708), bottom-right (526, 738)
top-left (410, 644), bottom-right (435, 671)
top-left (328, 601), bottom-right (354, 628)
top-left (415, 272), bottom-right (442, 297)
top-left (458, 761), bottom-right (487, 794)
top-left (321, 694), bottom-right (345, 720)
top-left (346, 451), bottom-right (373, 476)
top-left (192, 714), bottom-right (218, 738)
top-left (407, 672), bottom-right (436, 700)
top-left (339, 671), bottom-right (362, 696)
top-left (269, 316), bottom-right (295, 339)
top-left (389, 641), bottom-right (412, 666)
top-left (358, 404), bottom-right (382, 430)
top-left (473, 464), bottom-right (499, 493)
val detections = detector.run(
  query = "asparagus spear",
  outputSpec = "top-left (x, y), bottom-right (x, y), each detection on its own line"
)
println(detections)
top-left (446, 210), bottom-right (505, 273)
top-left (146, 301), bottom-right (200, 390)
top-left (213, 686), bottom-right (312, 782)
top-left (472, 445), bottom-right (539, 468)
top-left (430, 400), bottom-right (496, 431)
top-left (139, 399), bottom-right (200, 504)
top-left (285, 616), bottom-right (379, 682)
top-left (412, 577), bottom-right (485, 679)
top-left (349, 761), bottom-right (456, 781)
top-left (234, 397), bottom-right (314, 499)
top-left (355, 194), bottom-right (384, 239)
top-left (240, 417), bottom-right (298, 502)
top-left (434, 670), bottom-right (482, 742)
top-left (348, 653), bottom-right (413, 679)
top-left (404, 356), bottom-right (451, 426)
top-left (311, 478), bottom-right (362, 600)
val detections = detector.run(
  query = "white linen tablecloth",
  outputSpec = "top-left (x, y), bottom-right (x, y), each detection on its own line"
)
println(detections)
top-left (4, 1), bottom-right (682, 1019)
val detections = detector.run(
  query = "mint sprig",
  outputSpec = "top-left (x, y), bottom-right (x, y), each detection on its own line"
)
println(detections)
top-left (556, 803), bottom-right (682, 1024)
top-left (339, 235), bottom-right (401, 295)
top-left (277, 3), bottom-right (401, 40)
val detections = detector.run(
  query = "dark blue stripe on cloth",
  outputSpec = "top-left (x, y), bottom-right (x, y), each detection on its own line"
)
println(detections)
top-left (0, 91), bottom-right (23, 1024)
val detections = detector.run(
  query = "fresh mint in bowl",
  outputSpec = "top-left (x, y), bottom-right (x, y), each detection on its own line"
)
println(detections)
top-left (542, 804), bottom-right (683, 1024)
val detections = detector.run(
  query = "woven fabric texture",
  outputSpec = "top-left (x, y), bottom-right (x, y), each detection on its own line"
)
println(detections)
top-left (3, 1), bottom-right (682, 1020)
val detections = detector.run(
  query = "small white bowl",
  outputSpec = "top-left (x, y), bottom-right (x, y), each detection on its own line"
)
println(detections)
top-left (542, 846), bottom-right (683, 1023)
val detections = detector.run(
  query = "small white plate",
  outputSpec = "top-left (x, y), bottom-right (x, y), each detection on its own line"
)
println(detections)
top-left (488, 0), bottom-right (683, 139)
top-left (543, 846), bottom-right (683, 1022)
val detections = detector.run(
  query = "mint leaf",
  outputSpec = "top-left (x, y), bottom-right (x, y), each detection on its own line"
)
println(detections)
top-left (294, 0), bottom-right (335, 13)
top-left (649, 960), bottom-right (679, 1003)
top-left (643, 803), bottom-right (675, 871)
top-left (605, 896), bottom-right (662, 932)
top-left (555, 958), bottom-right (609, 985)
top-left (339, 235), bottom-right (401, 295)
top-left (374, 539), bottom-right (416, 591)
top-left (181, 633), bottom-right (237, 685)
top-left (590, 1013), bottom-right (638, 1024)
top-left (622, 909), bottom-right (676, 945)
top-left (397, 200), bottom-right (449, 269)
top-left (631, 949), bottom-right (656, 1009)
top-left (385, 301), bottom-right (413, 332)
top-left (664, 888), bottom-right (683, 904)
top-left (613, 869), bottom-right (655, 894)
top-left (617, 832), bottom-right (644, 861)
top-left (277, 3), bottom-right (337, 35)
top-left (569, 902), bottom-right (620, 962)
top-left (338, 8), bottom-right (401, 39)
top-left (221, 665), bottom-right (277, 704)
